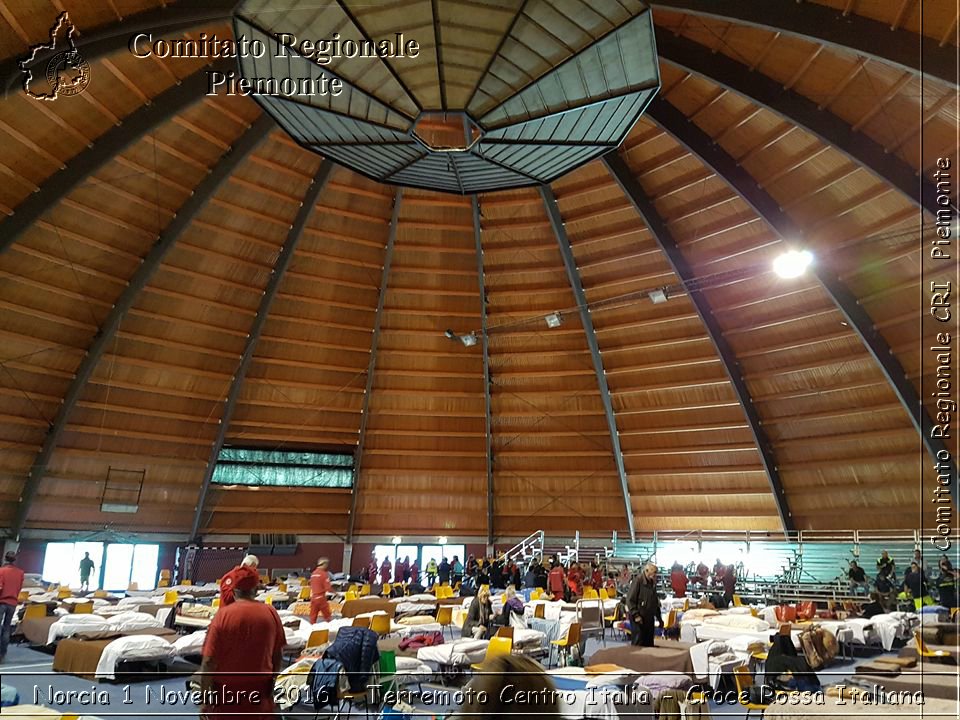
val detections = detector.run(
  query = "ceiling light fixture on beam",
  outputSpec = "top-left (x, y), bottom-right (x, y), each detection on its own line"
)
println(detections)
top-left (648, 288), bottom-right (669, 304)
top-left (773, 249), bottom-right (814, 279)
top-left (445, 328), bottom-right (478, 347)
top-left (544, 312), bottom-right (563, 328)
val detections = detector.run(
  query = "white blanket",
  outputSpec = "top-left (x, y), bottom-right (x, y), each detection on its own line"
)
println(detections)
top-left (47, 611), bottom-right (164, 645)
top-left (417, 638), bottom-right (489, 665)
top-left (95, 635), bottom-right (174, 679)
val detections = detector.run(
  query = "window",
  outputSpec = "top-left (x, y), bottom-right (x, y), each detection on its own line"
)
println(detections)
top-left (212, 447), bottom-right (353, 488)
top-left (42, 542), bottom-right (160, 592)
top-left (42, 542), bottom-right (103, 587)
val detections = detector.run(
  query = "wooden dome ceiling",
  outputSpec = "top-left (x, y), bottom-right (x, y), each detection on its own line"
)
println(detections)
top-left (0, 0), bottom-right (955, 542)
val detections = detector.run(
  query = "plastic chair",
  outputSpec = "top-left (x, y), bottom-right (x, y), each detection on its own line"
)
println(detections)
top-left (733, 665), bottom-right (768, 718)
top-left (127, 582), bottom-right (138, 592)
top-left (163, 590), bottom-right (179, 604)
top-left (665, 609), bottom-right (677, 629)
top-left (534, 603), bottom-right (546, 619)
top-left (370, 614), bottom-right (392, 638)
top-left (212, 598), bottom-right (221, 609)
top-left (470, 636), bottom-right (513, 671)
top-left (93, 589), bottom-right (107, 599)
top-left (57, 587), bottom-right (72, 599)
top-left (550, 623), bottom-right (581, 668)
top-left (23, 604), bottom-right (46, 620)
top-left (733, 594), bottom-right (743, 607)
top-left (345, 590), bottom-right (359, 602)
top-left (382, 583), bottom-right (392, 597)
top-left (583, 587), bottom-right (599, 600)
top-left (306, 629), bottom-right (329, 649)
top-left (278, 582), bottom-right (287, 593)
top-left (359, 583), bottom-right (371, 597)
top-left (682, 598), bottom-right (690, 612)
top-left (495, 625), bottom-right (514, 640)
top-left (73, 601), bottom-right (93, 614)
top-left (182, 579), bottom-right (193, 587)
top-left (352, 615), bottom-right (371, 629)
top-left (598, 588), bottom-right (609, 600)
top-left (603, 602), bottom-right (624, 642)
top-left (530, 589), bottom-right (542, 601)
top-left (437, 606), bottom-right (453, 639)
top-left (299, 587), bottom-right (311, 601)
top-left (17, 590), bottom-right (29, 603)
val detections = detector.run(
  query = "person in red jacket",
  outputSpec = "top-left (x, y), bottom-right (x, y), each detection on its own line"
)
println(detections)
top-left (200, 565), bottom-right (284, 720)
top-left (220, 554), bottom-right (259, 607)
top-left (548, 562), bottom-right (566, 601)
top-left (409, 561), bottom-right (420, 585)
top-left (0, 551), bottom-right (25, 662)
top-left (567, 562), bottom-right (584, 598)
top-left (693, 561), bottom-right (710, 586)
top-left (309, 558), bottom-right (332, 624)
top-left (394, 556), bottom-right (408, 584)
top-left (669, 562), bottom-right (688, 598)
top-left (380, 557), bottom-right (392, 584)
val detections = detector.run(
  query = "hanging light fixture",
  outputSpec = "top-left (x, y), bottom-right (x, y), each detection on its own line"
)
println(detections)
top-left (773, 249), bottom-right (814, 279)
top-left (544, 312), bottom-right (563, 328)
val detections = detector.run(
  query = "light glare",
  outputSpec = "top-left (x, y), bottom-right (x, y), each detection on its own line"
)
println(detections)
top-left (773, 249), bottom-right (813, 279)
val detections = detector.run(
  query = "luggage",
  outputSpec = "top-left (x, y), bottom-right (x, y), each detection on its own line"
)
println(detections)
top-left (775, 605), bottom-right (797, 622)
top-left (797, 626), bottom-right (837, 670)
top-left (796, 601), bottom-right (816, 620)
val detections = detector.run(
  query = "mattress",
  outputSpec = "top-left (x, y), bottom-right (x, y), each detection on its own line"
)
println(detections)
top-left (52, 628), bottom-right (177, 679)
top-left (18, 616), bottom-right (58, 646)
top-left (95, 634), bottom-right (176, 679)
top-left (851, 670), bottom-right (958, 701)
top-left (588, 640), bottom-right (696, 676)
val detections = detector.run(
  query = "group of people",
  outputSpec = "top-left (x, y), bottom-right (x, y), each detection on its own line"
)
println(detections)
top-left (846, 550), bottom-right (956, 609)
top-left (668, 559), bottom-right (739, 607)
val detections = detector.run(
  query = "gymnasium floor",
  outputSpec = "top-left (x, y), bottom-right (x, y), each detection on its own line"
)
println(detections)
top-left (1, 634), bottom-right (904, 719)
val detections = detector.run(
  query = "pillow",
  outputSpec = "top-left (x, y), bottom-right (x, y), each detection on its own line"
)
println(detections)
top-left (726, 606), bottom-right (753, 615)
top-left (637, 670), bottom-right (691, 688)
top-left (172, 631), bottom-right (207, 654)
top-left (683, 609), bottom-right (719, 620)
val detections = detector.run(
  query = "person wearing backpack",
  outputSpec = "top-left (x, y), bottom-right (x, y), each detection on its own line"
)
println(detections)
top-left (626, 563), bottom-right (663, 647)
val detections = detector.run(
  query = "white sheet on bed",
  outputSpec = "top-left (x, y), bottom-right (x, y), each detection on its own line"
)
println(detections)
top-left (95, 635), bottom-right (174, 679)
top-left (416, 638), bottom-right (488, 665)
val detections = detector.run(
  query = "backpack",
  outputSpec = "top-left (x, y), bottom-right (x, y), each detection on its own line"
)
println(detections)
top-left (307, 657), bottom-right (344, 710)
top-left (798, 626), bottom-right (837, 670)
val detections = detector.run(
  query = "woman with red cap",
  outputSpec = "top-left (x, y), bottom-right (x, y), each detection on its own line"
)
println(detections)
top-left (200, 565), bottom-right (285, 719)
top-left (309, 558), bottom-right (332, 624)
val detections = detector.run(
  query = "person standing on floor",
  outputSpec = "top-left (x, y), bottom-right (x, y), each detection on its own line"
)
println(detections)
top-left (548, 561), bottom-right (566, 601)
top-left (626, 562), bottom-right (663, 647)
top-left (379, 556), bottom-right (392, 585)
top-left (79, 552), bottom-right (95, 592)
top-left (670, 562), bottom-right (688, 598)
top-left (220, 554), bottom-right (259, 607)
top-left (0, 551), bottom-right (25, 663)
top-left (438, 557), bottom-right (451, 586)
top-left (936, 557), bottom-right (956, 609)
top-left (722, 564), bottom-right (737, 608)
top-left (425, 557), bottom-right (439, 587)
top-left (309, 558), bottom-right (332, 624)
top-left (200, 565), bottom-right (285, 720)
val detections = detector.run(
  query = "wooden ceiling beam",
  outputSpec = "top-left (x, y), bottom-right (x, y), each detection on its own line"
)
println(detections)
top-left (645, 96), bottom-right (957, 505)
top-left (9, 116), bottom-right (273, 540)
top-left (191, 161), bottom-right (335, 540)
top-left (655, 29), bottom-right (953, 216)
top-left (605, 151), bottom-right (794, 533)
top-left (650, 1), bottom-right (953, 84)
top-left (348, 189), bottom-right (401, 541)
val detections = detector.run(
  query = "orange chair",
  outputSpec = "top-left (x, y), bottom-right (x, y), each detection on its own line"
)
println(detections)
top-left (495, 625), bottom-right (514, 640)
top-left (352, 615), bottom-right (371, 629)
top-left (470, 636), bottom-right (512, 671)
top-left (23, 604), bottom-right (46, 621)
top-left (437, 606), bottom-right (454, 639)
top-left (370, 614), bottom-right (392, 637)
top-left (733, 665), bottom-right (768, 718)
top-left (72, 601), bottom-right (94, 614)
top-left (534, 603), bottom-right (546, 619)
top-left (550, 623), bottom-right (581, 667)
top-left (914, 630), bottom-right (954, 662)
top-left (306, 629), bottom-right (329, 649)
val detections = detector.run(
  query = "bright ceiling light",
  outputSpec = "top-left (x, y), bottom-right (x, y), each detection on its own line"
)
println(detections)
top-left (392, 536), bottom-right (402, 545)
top-left (438, 536), bottom-right (448, 545)
top-left (460, 333), bottom-right (477, 347)
top-left (773, 249), bottom-right (813, 279)
top-left (544, 312), bottom-right (563, 328)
